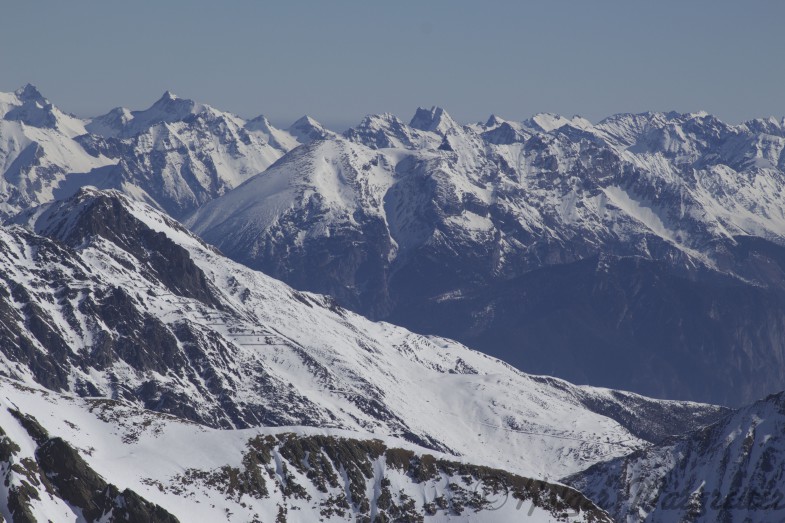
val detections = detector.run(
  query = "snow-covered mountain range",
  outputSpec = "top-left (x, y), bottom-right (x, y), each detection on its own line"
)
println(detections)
top-left (188, 105), bottom-right (785, 406)
top-left (2, 83), bottom-right (785, 521)
top-left (4, 84), bottom-right (785, 405)
top-left (0, 84), bottom-right (327, 220)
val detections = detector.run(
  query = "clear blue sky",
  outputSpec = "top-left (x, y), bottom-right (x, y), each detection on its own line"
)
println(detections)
top-left (2, 1), bottom-right (784, 129)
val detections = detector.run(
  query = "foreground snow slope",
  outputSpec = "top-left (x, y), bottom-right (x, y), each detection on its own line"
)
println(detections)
top-left (0, 377), bottom-right (613, 522)
top-left (2, 188), bottom-right (724, 480)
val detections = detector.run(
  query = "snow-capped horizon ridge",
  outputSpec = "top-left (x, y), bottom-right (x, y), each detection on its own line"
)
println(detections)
top-left (6, 83), bottom-right (783, 135)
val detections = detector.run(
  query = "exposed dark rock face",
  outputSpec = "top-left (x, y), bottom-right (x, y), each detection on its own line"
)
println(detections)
top-left (27, 189), bottom-right (221, 307)
top-left (0, 424), bottom-right (39, 523)
top-left (0, 409), bottom-right (178, 523)
top-left (36, 437), bottom-right (178, 523)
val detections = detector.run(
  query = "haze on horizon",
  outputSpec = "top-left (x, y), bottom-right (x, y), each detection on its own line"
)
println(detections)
top-left (2, 1), bottom-right (784, 130)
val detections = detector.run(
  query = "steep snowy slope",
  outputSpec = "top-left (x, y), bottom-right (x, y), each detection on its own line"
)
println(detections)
top-left (2, 188), bottom-right (725, 481)
top-left (0, 86), bottom-right (311, 220)
top-left (188, 107), bottom-right (785, 405)
top-left (0, 378), bottom-right (614, 522)
top-left (567, 391), bottom-right (785, 523)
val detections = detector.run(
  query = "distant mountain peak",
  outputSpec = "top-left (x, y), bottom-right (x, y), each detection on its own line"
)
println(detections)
top-left (358, 112), bottom-right (403, 126)
top-left (147, 90), bottom-right (201, 116)
top-left (409, 105), bottom-right (457, 134)
top-left (290, 114), bottom-right (322, 129)
top-left (485, 113), bottom-right (507, 127)
top-left (160, 89), bottom-right (178, 101)
top-left (3, 84), bottom-right (60, 129)
top-left (287, 115), bottom-right (333, 143)
top-left (245, 113), bottom-right (272, 129)
top-left (87, 91), bottom-right (210, 138)
top-left (526, 112), bottom-right (593, 133)
top-left (15, 83), bottom-right (46, 103)
top-left (341, 112), bottom-right (435, 149)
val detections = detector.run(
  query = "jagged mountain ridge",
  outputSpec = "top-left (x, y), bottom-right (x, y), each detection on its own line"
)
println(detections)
top-left (566, 391), bottom-right (785, 522)
top-left (0, 188), bottom-right (725, 482)
top-left (0, 377), bottom-right (615, 523)
top-left (0, 84), bottom-right (328, 220)
top-left (188, 105), bottom-right (785, 405)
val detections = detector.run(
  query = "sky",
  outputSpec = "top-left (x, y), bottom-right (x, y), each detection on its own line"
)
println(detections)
top-left (2, 1), bottom-right (784, 130)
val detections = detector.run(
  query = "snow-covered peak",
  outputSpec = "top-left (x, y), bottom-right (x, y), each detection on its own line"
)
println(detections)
top-left (409, 106), bottom-right (458, 134)
top-left (0, 83), bottom-right (49, 116)
top-left (84, 106), bottom-right (133, 137)
top-left (287, 114), bottom-right (334, 143)
top-left (245, 114), bottom-right (302, 150)
top-left (244, 113), bottom-right (275, 133)
top-left (86, 91), bottom-right (217, 138)
top-left (525, 112), bottom-right (593, 133)
top-left (593, 111), bottom-right (670, 145)
top-left (18, 186), bottom-right (207, 254)
top-left (344, 112), bottom-right (438, 149)
top-left (0, 84), bottom-right (50, 123)
top-left (14, 83), bottom-right (47, 104)
top-left (129, 91), bottom-right (205, 126)
top-left (152, 89), bottom-right (185, 106)
top-left (357, 112), bottom-right (406, 129)
top-left (0, 84), bottom-right (88, 137)
top-left (484, 113), bottom-right (508, 128)
top-left (479, 115), bottom-right (531, 144)
top-left (741, 115), bottom-right (785, 137)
